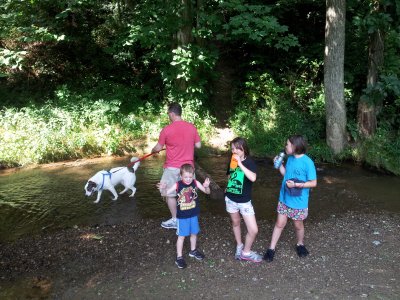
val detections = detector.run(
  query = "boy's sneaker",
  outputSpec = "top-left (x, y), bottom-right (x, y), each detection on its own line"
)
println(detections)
top-left (235, 244), bottom-right (244, 260)
top-left (189, 249), bottom-right (205, 260)
top-left (240, 251), bottom-right (262, 263)
top-left (175, 256), bottom-right (187, 269)
top-left (161, 218), bottom-right (177, 229)
top-left (263, 248), bottom-right (275, 262)
top-left (296, 244), bottom-right (309, 257)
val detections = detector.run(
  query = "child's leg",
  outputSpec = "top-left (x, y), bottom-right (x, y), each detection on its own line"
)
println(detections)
top-left (293, 219), bottom-right (305, 245)
top-left (269, 213), bottom-right (288, 249)
top-left (241, 214), bottom-right (258, 253)
top-left (177, 236), bottom-right (185, 257)
top-left (190, 234), bottom-right (197, 251)
top-left (229, 212), bottom-right (242, 246)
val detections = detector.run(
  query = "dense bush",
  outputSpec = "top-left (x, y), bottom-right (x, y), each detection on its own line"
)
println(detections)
top-left (230, 71), bottom-right (329, 161)
top-left (0, 83), bottom-right (216, 167)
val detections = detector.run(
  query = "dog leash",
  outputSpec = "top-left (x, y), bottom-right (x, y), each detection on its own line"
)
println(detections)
top-left (127, 149), bottom-right (165, 168)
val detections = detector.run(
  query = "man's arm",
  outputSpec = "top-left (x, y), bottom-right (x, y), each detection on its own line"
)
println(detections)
top-left (195, 141), bottom-right (201, 149)
top-left (152, 143), bottom-right (163, 153)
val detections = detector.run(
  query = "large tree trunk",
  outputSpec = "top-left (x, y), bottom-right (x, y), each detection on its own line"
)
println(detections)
top-left (176, 0), bottom-right (193, 46)
top-left (357, 14), bottom-right (384, 137)
top-left (195, 0), bottom-right (205, 47)
top-left (175, 0), bottom-right (193, 92)
top-left (324, 0), bottom-right (347, 154)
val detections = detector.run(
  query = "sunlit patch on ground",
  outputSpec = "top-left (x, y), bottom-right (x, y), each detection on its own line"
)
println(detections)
top-left (80, 233), bottom-right (103, 240)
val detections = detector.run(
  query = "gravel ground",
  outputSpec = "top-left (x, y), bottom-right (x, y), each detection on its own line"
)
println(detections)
top-left (0, 210), bottom-right (399, 299)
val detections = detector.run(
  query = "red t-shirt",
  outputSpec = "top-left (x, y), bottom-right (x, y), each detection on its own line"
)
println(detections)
top-left (158, 121), bottom-right (201, 168)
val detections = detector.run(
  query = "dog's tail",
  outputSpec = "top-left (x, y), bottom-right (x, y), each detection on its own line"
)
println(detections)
top-left (129, 157), bottom-right (140, 172)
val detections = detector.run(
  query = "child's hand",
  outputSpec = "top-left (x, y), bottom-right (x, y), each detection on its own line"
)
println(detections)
top-left (286, 179), bottom-right (296, 188)
top-left (203, 178), bottom-right (210, 188)
top-left (232, 154), bottom-right (240, 162)
top-left (157, 181), bottom-right (167, 190)
top-left (232, 154), bottom-right (243, 167)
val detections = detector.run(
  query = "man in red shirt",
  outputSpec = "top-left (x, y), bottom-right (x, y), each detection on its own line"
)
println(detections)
top-left (152, 102), bottom-right (201, 229)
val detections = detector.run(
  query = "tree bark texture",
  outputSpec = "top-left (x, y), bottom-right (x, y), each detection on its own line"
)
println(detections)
top-left (176, 0), bottom-right (193, 46)
top-left (174, 0), bottom-right (193, 92)
top-left (195, 162), bottom-right (224, 200)
top-left (324, 0), bottom-right (347, 154)
top-left (357, 14), bottom-right (384, 137)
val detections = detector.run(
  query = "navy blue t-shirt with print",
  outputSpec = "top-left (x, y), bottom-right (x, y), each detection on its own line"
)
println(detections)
top-left (175, 180), bottom-right (200, 219)
top-left (225, 157), bottom-right (257, 203)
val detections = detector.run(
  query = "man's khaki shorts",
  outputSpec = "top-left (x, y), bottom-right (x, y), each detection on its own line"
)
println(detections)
top-left (160, 167), bottom-right (181, 197)
top-left (159, 167), bottom-right (196, 197)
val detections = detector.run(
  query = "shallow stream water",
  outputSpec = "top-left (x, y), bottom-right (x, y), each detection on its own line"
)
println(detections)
top-left (0, 155), bottom-right (399, 242)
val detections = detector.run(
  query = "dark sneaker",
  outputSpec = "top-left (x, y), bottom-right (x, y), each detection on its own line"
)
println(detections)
top-left (263, 248), bottom-right (275, 262)
top-left (189, 249), bottom-right (205, 261)
top-left (175, 256), bottom-right (187, 269)
top-left (296, 244), bottom-right (309, 257)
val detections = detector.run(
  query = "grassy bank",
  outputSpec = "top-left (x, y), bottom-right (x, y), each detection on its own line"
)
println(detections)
top-left (0, 83), bottom-right (216, 168)
top-left (1, 80), bottom-right (399, 175)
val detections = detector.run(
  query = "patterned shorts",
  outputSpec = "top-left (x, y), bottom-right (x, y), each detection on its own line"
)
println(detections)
top-left (277, 201), bottom-right (308, 220)
top-left (225, 196), bottom-right (255, 216)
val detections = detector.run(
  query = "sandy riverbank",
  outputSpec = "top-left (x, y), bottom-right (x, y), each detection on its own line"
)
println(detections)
top-left (1, 210), bottom-right (399, 299)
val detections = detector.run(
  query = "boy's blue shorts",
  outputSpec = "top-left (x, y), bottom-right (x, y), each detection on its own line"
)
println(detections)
top-left (176, 216), bottom-right (200, 236)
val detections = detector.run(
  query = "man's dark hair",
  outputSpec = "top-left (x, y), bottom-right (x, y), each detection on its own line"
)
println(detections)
top-left (168, 102), bottom-right (182, 116)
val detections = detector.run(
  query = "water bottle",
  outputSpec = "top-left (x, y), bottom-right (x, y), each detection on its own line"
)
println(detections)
top-left (230, 155), bottom-right (238, 169)
top-left (274, 150), bottom-right (285, 169)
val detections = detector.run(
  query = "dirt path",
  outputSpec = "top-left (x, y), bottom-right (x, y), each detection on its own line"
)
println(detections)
top-left (1, 210), bottom-right (399, 299)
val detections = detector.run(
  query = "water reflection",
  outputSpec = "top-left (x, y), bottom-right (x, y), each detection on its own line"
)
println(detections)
top-left (0, 155), bottom-right (399, 241)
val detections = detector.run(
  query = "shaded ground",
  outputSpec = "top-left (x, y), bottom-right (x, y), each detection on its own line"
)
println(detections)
top-left (1, 211), bottom-right (399, 299)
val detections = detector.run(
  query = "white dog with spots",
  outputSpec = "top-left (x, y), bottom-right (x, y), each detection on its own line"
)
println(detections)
top-left (84, 157), bottom-right (140, 203)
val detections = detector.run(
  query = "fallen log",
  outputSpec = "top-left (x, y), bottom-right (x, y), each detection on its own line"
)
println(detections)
top-left (195, 162), bottom-right (225, 200)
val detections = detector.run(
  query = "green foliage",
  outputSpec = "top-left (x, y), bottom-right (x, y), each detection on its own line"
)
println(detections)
top-left (0, 0), bottom-right (399, 175)
top-left (0, 49), bottom-right (26, 72)
top-left (205, 0), bottom-right (299, 50)
top-left (359, 127), bottom-right (400, 175)
top-left (18, 26), bottom-right (66, 43)
top-left (165, 44), bottom-right (218, 106)
top-left (0, 83), bottom-right (158, 166)
top-left (0, 82), bottom-right (216, 167)
top-left (283, 57), bottom-right (325, 116)
top-left (230, 72), bottom-right (326, 159)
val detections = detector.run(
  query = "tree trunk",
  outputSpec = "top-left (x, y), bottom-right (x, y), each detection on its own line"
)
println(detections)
top-left (357, 13), bottom-right (384, 137)
top-left (176, 0), bottom-right (193, 46)
top-left (324, 0), bottom-right (347, 154)
top-left (195, 0), bottom-right (205, 47)
top-left (174, 0), bottom-right (193, 92)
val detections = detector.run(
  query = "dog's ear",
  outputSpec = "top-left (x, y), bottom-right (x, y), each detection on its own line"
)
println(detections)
top-left (127, 166), bottom-right (135, 173)
top-left (87, 181), bottom-right (97, 190)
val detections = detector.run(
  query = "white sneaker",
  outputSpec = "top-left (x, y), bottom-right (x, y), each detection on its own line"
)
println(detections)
top-left (161, 218), bottom-right (177, 229)
top-left (235, 244), bottom-right (244, 260)
top-left (240, 251), bottom-right (263, 263)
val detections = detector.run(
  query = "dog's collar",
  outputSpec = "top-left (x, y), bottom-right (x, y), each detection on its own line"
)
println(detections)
top-left (99, 171), bottom-right (112, 190)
